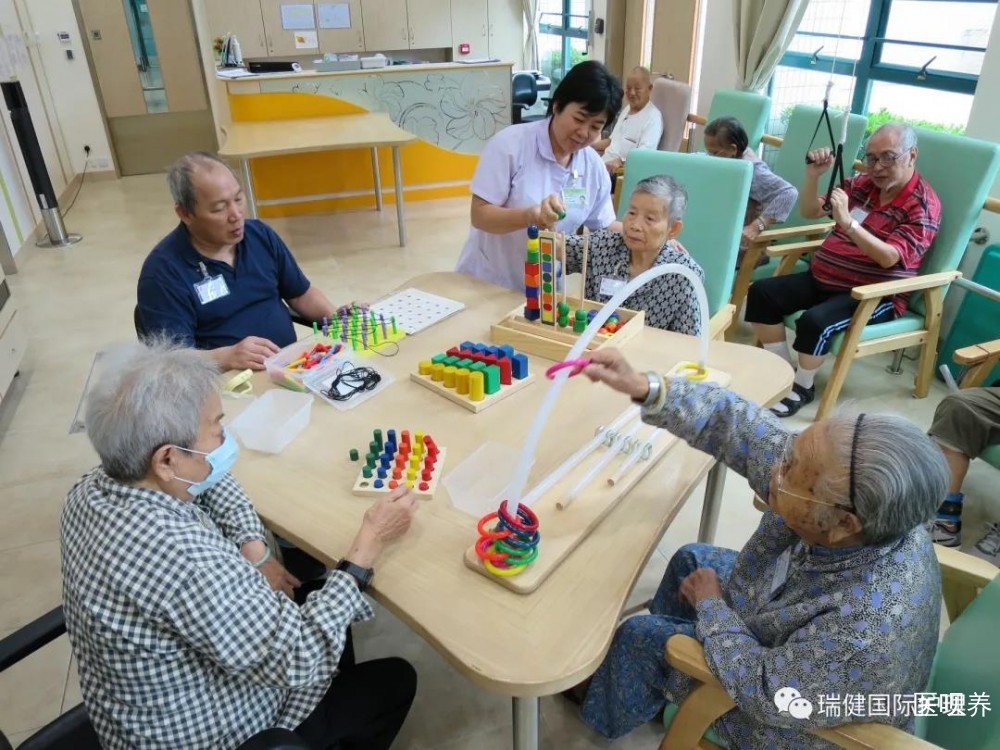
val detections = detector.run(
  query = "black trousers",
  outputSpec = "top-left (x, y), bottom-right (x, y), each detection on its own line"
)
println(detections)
top-left (745, 271), bottom-right (897, 357)
top-left (294, 657), bottom-right (416, 750)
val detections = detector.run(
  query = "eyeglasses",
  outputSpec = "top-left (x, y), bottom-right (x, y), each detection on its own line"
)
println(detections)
top-left (863, 151), bottom-right (907, 168)
top-left (775, 434), bottom-right (855, 511)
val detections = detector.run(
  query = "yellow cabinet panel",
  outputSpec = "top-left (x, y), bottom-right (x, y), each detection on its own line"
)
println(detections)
top-left (360, 0), bottom-right (409, 51)
top-left (204, 0), bottom-right (268, 58)
top-left (317, 0), bottom-right (365, 53)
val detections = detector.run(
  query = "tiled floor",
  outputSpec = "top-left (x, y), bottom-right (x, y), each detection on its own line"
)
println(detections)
top-left (0, 175), bottom-right (997, 748)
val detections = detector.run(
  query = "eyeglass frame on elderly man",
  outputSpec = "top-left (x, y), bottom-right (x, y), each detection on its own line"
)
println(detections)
top-left (774, 432), bottom-right (856, 512)
top-left (863, 150), bottom-right (910, 168)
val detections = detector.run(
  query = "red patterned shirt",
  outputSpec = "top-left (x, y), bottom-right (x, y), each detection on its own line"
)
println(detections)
top-left (811, 171), bottom-right (941, 315)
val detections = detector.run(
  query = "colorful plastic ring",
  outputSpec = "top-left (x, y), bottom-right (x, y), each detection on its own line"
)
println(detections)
top-left (475, 537), bottom-right (508, 564)
top-left (494, 540), bottom-right (538, 565)
top-left (477, 512), bottom-right (512, 540)
top-left (545, 358), bottom-right (591, 380)
top-left (484, 558), bottom-right (529, 577)
top-left (497, 502), bottom-right (539, 532)
top-left (677, 361), bottom-right (708, 381)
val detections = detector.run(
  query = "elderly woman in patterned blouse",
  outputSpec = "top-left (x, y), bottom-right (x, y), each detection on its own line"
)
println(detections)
top-left (569, 347), bottom-right (949, 748)
top-left (561, 174), bottom-right (705, 335)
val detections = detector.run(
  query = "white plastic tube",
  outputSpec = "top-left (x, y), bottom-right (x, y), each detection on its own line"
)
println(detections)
top-left (559, 417), bottom-right (643, 509)
top-left (608, 427), bottom-right (667, 487)
top-left (504, 263), bottom-right (710, 515)
top-left (520, 405), bottom-right (638, 507)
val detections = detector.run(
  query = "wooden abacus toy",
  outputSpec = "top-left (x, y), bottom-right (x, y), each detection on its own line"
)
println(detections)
top-left (410, 341), bottom-right (536, 413)
top-left (350, 428), bottom-right (447, 499)
top-left (490, 225), bottom-right (644, 362)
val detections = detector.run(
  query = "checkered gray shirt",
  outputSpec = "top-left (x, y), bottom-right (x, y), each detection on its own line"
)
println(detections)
top-left (60, 468), bottom-right (373, 749)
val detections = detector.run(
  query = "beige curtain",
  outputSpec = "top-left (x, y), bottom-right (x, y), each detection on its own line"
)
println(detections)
top-left (736, 0), bottom-right (810, 91)
top-left (523, 0), bottom-right (540, 69)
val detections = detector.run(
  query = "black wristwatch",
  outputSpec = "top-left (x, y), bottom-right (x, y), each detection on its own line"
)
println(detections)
top-left (335, 559), bottom-right (374, 593)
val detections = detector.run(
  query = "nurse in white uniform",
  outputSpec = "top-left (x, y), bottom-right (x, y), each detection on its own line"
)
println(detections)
top-left (455, 61), bottom-right (624, 290)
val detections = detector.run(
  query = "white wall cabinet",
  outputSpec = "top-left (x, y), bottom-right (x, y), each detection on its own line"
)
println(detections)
top-left (451, 0), bottom-right (487, 59)
top-left (203, 0), bottom-right (268, 58)
top-left (360, 0), bottom-right (409, 50)
top-left (317, 0), bottom-right (365, 52)
top-left (407, 0), bottom-right (452, 49)
top-left (260, 0), bottom-right (319, 56)
top-left (488, 0), bottom-right (523, 65)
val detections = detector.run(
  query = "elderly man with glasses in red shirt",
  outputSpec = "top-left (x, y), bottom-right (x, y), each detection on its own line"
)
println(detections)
top-left (745, 122), bottom-right (941, 417)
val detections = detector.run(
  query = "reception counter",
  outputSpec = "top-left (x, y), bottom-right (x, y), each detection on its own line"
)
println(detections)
top-left (222, 61), bottom-right (512, 217)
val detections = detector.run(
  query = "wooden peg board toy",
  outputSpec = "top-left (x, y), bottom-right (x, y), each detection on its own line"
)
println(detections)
top-left (464, 361), bottom-right (731, 593)
top-left (370, 288), bottom-right (465, 335)
top-left (490, 227), bottom-right (644, 362)
top-left (410, 341), bottom-right (536, 413)
top-left (320, 304), bottom-right (406, 358)
top-left (351, 428), bottom-right (447, 499)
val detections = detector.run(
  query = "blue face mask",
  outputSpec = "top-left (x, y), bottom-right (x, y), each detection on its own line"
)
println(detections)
top-left (172, 428), bottom-right (240, 496)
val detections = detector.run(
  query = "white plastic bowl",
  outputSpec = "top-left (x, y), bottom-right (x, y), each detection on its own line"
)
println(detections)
top-left (229, 390), bottom-right (312, 454)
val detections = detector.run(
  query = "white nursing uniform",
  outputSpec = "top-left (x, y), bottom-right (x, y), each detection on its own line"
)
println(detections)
top-left (455, 118), bottom-right (615, 291)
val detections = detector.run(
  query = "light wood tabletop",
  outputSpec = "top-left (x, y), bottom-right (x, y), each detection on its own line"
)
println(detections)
top-left (217, 113), bottom-right (416, 159)
top-left (232, 272), bottom-right (792, 698)
top-left (218, 113), bottom-right (417, 246)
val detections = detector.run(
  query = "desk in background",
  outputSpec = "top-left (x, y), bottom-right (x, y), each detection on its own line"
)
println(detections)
top-left (219, 113), bottom-right (416, 246)
top-left (233, 272), bottom-right (792, 750)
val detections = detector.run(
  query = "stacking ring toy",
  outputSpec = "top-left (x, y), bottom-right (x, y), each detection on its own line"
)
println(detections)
top-left (677, 361), bottom-right (709, 381)
top-left (545, 358), bottom-right (591, 380)
top-left (475, 501), bottom-right (541, 577)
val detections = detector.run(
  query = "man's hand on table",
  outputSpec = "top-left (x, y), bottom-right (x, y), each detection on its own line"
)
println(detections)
top-left (241, 540), bottom-right (302, 598)
top-left (679, 568), bottom-right (724, 606)
top-left (343, 487), bottom-right (420, 569)
top-left (218, 336), bottom-right (280, 371)
top-left (582, 348), bottom-right (650, 401)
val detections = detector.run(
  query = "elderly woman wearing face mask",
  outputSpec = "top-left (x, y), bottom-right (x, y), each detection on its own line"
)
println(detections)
top-left (560, 174), bottom-right (704, 335)
top-left (61, 340), bottom-right (420, 750)
top-left (565, 347), bottom-right (949, 748)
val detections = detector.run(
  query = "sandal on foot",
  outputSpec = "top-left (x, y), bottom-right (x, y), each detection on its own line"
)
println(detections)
top-left (770, 383), bottom-right (815, 418)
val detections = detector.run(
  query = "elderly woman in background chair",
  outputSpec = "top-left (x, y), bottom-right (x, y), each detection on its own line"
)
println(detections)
top-left (560, 174), bottom-right (705, 335)
top-left (704, 116), bottom-right (798, 266)
top-left (568, 347), bottom-right (948, 748)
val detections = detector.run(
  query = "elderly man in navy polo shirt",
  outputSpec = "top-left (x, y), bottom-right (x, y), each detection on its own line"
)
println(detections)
top-left (138, 152), bottom-right (339, 371)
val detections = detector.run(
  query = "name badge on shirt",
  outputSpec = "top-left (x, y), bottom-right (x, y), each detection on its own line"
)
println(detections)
top-left (599, 277), bottom-right (626, 298)
top-left (194, 274), bottom-right (230, 305)
top-left (562, 186), bottom-right (588, 208)
top-left (850, 207), bottom-right (870, 224)
top-left (769, 546), bottom-right (793, 598)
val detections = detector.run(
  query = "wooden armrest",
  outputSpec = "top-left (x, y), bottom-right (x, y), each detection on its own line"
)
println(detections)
top-left (687, 113), bottom-right (707, 126)
top-left (709, 305), bottom-right (735, 340)
top-left (813, 722), bottom-right (941, 749)
top-left (935, 544), bottom-right (999, 588)
top-left (850, 271), bottom-right (961, 300)
top-left (755, 221), bottom-right (833, 243)
top-left (954, 339), bottom-right (1000, 365)
top-left (765, 239), bottom-right (823, 258)
top-left (985, 195), bottom-right (1000, 214)
top-left (615, 166), bottom-right (624, 177)
top-left (761, 133), bottom-right (783, 148)
top-left (666, 634), bottom-right (719, 685)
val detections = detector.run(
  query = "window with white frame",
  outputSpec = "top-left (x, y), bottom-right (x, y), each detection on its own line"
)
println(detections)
top-left (538, 0), bottom-right (589, 85)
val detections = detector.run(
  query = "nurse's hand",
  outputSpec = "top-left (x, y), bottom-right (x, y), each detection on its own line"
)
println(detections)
top-left (534, 193), bottom-right (566, 230)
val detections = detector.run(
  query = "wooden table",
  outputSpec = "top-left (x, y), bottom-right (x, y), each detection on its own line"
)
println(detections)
top-left (232, 272), bottom-right (792, 750)
top-left (218, 114), bottom-right (417, 246)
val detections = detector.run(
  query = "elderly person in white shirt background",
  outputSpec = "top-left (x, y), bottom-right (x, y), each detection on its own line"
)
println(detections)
top-left (61, 339), bottom-right (419, 749)
top-left (594, 66), bottom-right (664, 176)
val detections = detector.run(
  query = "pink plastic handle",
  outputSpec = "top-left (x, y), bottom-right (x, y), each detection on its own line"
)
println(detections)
top-left (545, 358), bottom-right (591, 380)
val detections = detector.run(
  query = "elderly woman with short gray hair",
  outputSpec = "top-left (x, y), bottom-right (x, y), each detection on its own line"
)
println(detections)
top-left (61, 339), bottom-right (419, 750)
top-left (561, 174), bottom-right (705, 335)
top-left (566, 347), bottom-right (949, 748)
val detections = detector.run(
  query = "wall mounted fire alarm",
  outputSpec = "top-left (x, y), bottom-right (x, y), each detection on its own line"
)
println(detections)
top-left (459, 42), bottom-right (470, 55)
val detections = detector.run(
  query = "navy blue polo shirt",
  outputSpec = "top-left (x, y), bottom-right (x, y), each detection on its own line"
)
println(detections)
top-left (137, 219), bottom-right (310, 350)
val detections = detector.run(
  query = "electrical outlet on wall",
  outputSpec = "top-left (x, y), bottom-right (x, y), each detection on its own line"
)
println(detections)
top-left (88, 156), bottom-right (110, 169)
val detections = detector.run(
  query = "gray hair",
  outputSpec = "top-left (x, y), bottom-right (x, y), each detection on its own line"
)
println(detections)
top-left (85, 338), bottom-right (221, 482)
top-left (632, 175), bottom-right (688, 223)
top-left (630, 66), bottom-right (652, 85)
top-left (814, 411), bottom-right (948, 543)
top-left (167, 151), bottom-right (236, 213)
top-left (872, 122), bottom-right (918, 152)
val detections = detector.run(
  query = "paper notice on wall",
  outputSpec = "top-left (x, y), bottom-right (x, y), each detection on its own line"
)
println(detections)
top-left (0, 33), bottom-right (28, 79)
top-left (281, 3), bottom-right (315, 30)
top-left (294, 30), bottom-right (318, 49)
top-left (318, 3), bottom-right (351, 29)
